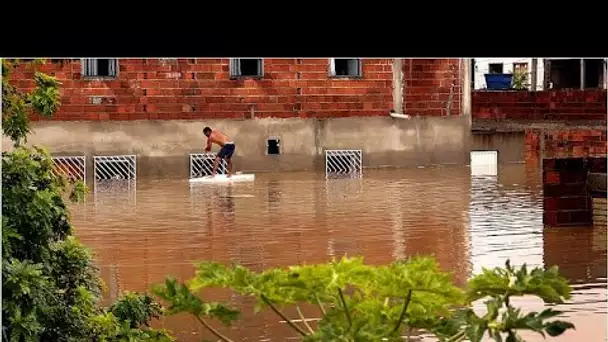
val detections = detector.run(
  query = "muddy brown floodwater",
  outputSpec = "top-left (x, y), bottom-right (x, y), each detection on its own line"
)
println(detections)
top-left (69, 164), bottom-right (607, 342)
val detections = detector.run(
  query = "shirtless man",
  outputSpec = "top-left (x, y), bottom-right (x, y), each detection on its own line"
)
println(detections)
top-left (203, 126), bottom-right (236, 177)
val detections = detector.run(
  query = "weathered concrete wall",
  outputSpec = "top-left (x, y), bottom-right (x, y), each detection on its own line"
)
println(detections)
top-left (471, 132), bottom-right (526, 164)
top-left (3, 115), bottom-right (471, 179)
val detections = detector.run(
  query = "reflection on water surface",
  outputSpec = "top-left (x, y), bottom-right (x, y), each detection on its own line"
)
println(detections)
top-left (70, 165), bottom-right (606, 341)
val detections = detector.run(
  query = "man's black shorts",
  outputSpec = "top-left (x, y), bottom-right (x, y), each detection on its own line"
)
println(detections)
top-left (217, 143), bottom-right (235, 159)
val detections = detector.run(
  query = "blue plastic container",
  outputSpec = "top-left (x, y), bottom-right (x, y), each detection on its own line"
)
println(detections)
top-left (484, 73), bottom-right (513, 90)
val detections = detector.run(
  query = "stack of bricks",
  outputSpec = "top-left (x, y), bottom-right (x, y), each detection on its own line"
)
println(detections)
top-left (543, 157), bottom-right (607, 227)
top-left (8, 58), bottom-right (465, 121)
top-left (472, 89), bottom-right (607, 122)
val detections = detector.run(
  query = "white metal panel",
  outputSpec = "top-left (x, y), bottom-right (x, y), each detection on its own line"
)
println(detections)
top-left (51, 156), bottom-right (86, 184)
top-left (93, 155), bottom-right (137, 180)
top-left (325, 149), bottom-right (363, 176)
top-left (189, 153), bottom-right (227, 178)
top-left (470, 151), bottom-right (498, 176)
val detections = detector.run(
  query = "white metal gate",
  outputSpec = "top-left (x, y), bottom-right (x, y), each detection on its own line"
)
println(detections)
top-left (51, 156), bottom-right (86, 183)
top-left (189, 153), bottom-right (227, 178)
top-left (93, 155), bottom-right (137, 180)
top-left (470, 150), bottom-right (498, 176)
top-left (325, 149), bottom-right (363, 176)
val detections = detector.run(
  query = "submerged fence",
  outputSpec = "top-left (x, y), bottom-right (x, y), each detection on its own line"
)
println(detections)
top-left (51, 156), bottom-right (87, 183)
top-left (325, 149), bottom-right (363, 177)
top-left (93, 155), bottom-right (137, 181)
top-left (189, 153), bottom-right (227, 178)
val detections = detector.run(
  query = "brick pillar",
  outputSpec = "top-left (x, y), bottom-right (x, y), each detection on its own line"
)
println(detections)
top-left (543, 158), bottom-right (592, 227)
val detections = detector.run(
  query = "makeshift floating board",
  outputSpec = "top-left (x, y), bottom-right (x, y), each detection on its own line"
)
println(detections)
top-left (189, 173), bottom-right (255, 184)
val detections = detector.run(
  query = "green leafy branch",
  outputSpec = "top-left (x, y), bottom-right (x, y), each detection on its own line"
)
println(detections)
top-left (433, 260), bottom-right (575, 342)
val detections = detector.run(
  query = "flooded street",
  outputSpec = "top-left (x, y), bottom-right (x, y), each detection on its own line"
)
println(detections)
top-left (69, 164), bottom-right (607, 342)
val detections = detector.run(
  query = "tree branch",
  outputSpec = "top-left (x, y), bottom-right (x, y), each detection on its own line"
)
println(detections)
top-left (261, 294), bottom-right (308, 337)
top-left (195, 316), bottom-right (236, 342)
top-left (392, 289), bottom-right (413, 334)
top-left (314, 293), bottom-right (326, 315)
top-left (296, 305), bottom-right (315, 334)
top-left (338, 288), bottom-right (352, 328)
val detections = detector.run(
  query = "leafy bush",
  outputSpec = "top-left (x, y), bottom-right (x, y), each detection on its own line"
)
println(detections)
top-left (2, 59), bottom-right (173, 341)
top-left (153, 257), bottom-right (575, 342)
top-left (511, 68), bottom-right (530, 90)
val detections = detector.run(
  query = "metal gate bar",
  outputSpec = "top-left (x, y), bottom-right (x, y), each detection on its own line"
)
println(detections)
top-left (189, 153), bottom-right (227, 178)
top-left (93, 155), bottom-right (137, 180)
top-left (325, 150), bottom-right (363, 176)
top-left (51, 156), bottom-right (86, 183)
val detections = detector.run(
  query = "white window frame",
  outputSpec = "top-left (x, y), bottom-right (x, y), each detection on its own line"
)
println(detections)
top-left (329, 58), bottom-right (363, 78)
top-left (81, 58), bottom-right (118, 78)
top-left (230, 58), bottom-right (264, 78)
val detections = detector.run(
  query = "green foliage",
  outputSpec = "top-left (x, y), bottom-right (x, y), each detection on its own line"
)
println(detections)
top-left (154, 257), bottom-right (575, 342)
top-left (432, 260), bottom-right (575, 342)
top-left (109, 292), bottom-right (165, 328)
top-left (511, 67), bottom-right (529, 90)
top-left (155, 256), bottom-right (465, 341)
top-left (2, 59), bottom-right (60, 146)
top-left (2, 59), bottom-right (173, 341)
top-left (88, 294), bottom-right (175, 342)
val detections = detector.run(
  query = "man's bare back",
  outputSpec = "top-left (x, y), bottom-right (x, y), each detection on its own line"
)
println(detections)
top-left (205, 130), bottom-right (229, 147)
top-left (203, 126), bottom-right (236, 177)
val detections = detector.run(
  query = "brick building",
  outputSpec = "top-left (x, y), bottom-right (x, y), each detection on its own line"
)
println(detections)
top-left (12, 58), bottom-right (466, 120)
top-left (5, 58), bottom-right (473, 176)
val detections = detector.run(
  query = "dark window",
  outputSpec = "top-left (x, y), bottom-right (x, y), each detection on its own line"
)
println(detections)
top-left (488, 63), bottom-right (504, 74)
top-left (230, 58), bottom-right (263, 77)
top-left (548, 59), bottom-right (602, 89)
top-left (331, 58), bottom-right (361, 77)
top-left (267, 138), bottom-right (280, 155)
top-left (82, 58), bottom-right (118, 78)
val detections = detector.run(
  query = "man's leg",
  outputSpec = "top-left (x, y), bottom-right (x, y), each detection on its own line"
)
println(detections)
top-left (226, 158), bottom-right (233, 177)
top-left (225, 144), bottom-right (235, 177)
top-left (211, 156), bottom-right (221, 176)
top-left (212, 146), bottom-right (227, 176)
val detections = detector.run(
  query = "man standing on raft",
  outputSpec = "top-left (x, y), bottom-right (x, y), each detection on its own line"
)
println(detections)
top-left (203, 126), bottom-right (235, 178)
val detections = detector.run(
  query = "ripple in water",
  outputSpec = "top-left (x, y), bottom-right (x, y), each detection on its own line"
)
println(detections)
top-left (69, 165), bottom-right (606, 342)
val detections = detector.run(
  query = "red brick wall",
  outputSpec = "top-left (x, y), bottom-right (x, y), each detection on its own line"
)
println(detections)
top-left (9, 58), bottom-right (466, 121)
top-left (529, 127), bottom-right (607, 227)
top-left (525, 128), bottom-right (607, 161)
top-left (403, 59), bottom-right (461, 117)
top-left (10, 59), bottom-right (394, 121)
top-left (473, 89), bottom-right (607, 121)
top-left (543, 157), bottom-right (606, 227)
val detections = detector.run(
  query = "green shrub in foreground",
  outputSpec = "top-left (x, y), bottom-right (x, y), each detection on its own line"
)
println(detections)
top-left (154, 256), bottom-right (575, 342)
top-left (2, 58), bottom-right (173, 341)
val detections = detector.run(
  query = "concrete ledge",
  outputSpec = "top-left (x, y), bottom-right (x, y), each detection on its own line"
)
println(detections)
top-left (473, 119), bottom-right (607, 133)
top-left (3, 115), bottom-right (471, 174)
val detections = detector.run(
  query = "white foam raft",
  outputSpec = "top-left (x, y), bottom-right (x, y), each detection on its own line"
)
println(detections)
top-left (189, 173), bottom-right (255, 184)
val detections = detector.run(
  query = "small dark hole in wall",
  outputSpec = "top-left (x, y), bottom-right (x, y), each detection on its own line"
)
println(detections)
top-left (267, 138), bottom-right (280, 155)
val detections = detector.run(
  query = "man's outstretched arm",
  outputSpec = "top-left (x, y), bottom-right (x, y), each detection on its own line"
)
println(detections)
top-left (204, 139), bottom-right (212, 152)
